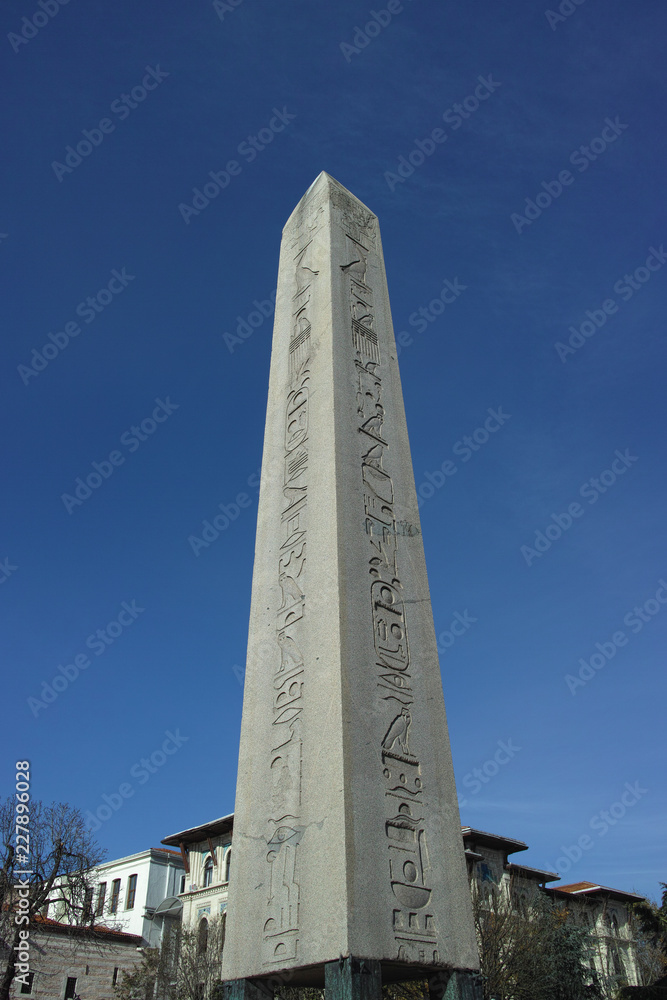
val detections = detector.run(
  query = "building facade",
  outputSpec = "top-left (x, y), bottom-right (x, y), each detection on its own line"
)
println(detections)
top-left (46, 847), bottom-right (184, 949)
top-left (161, 815), bottom-right (233, 939)
top-left (26, 818), bottom-right (644, 999)
top-left (462, 826), bottom-right (643, 989)
top-left (7, 917), bottom-right (143, 1000)
top-left (163, 818), bottom-right (644, 991)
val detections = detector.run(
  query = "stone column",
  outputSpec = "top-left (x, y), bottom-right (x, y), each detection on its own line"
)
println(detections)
top-left (221, 173), bottom-right (480, 991)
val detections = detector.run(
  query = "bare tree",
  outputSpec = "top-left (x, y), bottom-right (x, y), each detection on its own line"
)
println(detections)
top-left (0, 798), bottom-right (105, 1000)
top-left (115, 916), bottom-right (227, 1000)
top-left (471, 877), bottom-right (604, 1000)
top-left (630, 885), bottom-right (667, 988)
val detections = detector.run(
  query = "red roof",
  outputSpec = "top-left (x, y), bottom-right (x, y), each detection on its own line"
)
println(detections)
top-left (32, 914), bottom-right (142, 943)
top-left (548, 881), bottom-right (644, 902)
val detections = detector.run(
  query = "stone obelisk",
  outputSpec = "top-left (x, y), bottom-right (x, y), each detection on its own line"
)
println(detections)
top-left (222, 174), bottom-right (480, 999)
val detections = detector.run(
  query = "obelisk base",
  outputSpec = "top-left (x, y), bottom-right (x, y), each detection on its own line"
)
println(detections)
top-left (224, 962), bottom-right (482, 1000)
top-left (429, 970), bottom-right (484, 1000)
top-left (224, 979), bottom-right (274, 1000)
top-left (325, 958), bottom-right (382, 1000)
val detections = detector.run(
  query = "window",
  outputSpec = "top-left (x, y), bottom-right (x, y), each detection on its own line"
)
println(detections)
top-left (83, 887), bottom-right (94, 920)
top-left (112, 968), bottom-right (119, 986)
top-left (64, 977), bottom-right (77, 1000)
top-left (480, 862), bottom-right (495, 883)
top-left (95, 883), bottom-right (106, 916)
top-left (198, 918), bottom-right (208, 955)
top-left (202, 858), bottom-right (213, 888)
top-left (179, 874), bottom-right (186, 895)
top-left (20, 973), bottom-right (34, 995)
top-left (109, 879), bottom-right (121, 914)
top-left (224, 850), bottom-right (231, 883)
top-left (126, 873), bottom-right (138, 909)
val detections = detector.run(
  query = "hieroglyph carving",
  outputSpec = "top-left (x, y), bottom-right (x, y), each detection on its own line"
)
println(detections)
top-left (262, 242), bottom-right (318, 966)
top-left (341, 231), bottom-right (438, 964)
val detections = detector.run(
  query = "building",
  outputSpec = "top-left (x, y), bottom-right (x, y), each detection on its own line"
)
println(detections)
top-left (46, 847), bottom-right (185, 949)
top-left (161, 815), bottom-right (233, 932)
top-left (462, 826), bottom-right (643, 988)
top-left (163, 817), bottom-right (644, 990)
top-left (8, 916), bottom-right (142, 1000)
top-left (27, 818), bottom-right (644, 999)
top-left (547, 881), bottom-right (646, 986)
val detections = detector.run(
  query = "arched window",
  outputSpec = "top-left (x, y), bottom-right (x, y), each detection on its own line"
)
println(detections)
top-left (224, 850), bottom-right (231, 883)
top-left (202, 857), bottom-right (213, 888)
top-left (198, 918), bottom-right (208, 955)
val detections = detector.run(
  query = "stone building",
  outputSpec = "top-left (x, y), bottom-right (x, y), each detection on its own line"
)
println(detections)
top-left (7, 916), bottom-right (143, 1000)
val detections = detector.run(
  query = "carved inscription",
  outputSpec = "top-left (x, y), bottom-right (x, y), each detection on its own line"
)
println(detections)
top-left (262, 242), bottom-right (318, 966)
top-left (341, 227), bottom-right (438, 963)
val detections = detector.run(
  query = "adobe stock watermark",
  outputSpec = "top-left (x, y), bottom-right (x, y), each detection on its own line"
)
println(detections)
top-left (340, 0), bottom-right (415, 63)
top-left (520, 448), bottom-right (638, 567)
top-left (178, 108), bottom-right (296, 224)
top-left (51, 67), bottom-right (169, 182)
top-left (61, 397), bottom-right (179, 514)
top-left (213, 0), bottom-right (245, 21)
top-left (8, 0), bottom-right (72, 54)
top-left (566, 579), bottom-right (667, 695)
top-left (27, 601), bottom-right (145, 717)
top-left (394, 276), bottom-right (468, 355)
top-left (223, 289), bottom-right (276, 353)
top-left (545, 0), bottom-right (587, 31)
top-left (384, 75), bottom-right (501, 192)
top-left (85, 729), bottom-right (189, 831)
top-left (188, 469), bottom-right (260, 555)
top-left (458, 738), bottom-right (522, 808)
top-left (17, 268), bottom-right (135, 386)
top-left (436, 610), bottom-right (477, 655)
top-left (548, 781), bottom-right (649, 877)
top-left (0, 558), bottom-right (18, 584)
top-left (511, 117), bottom-right (628, 234)
top-left (415, 407), bottom-right (511, 508)
top-left (555, 245), bottom-right (667, 362)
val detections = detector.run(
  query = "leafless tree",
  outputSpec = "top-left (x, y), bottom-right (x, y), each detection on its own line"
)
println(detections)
top-left (471, 877), bottom-right (604, 1000)
top-left (0, 798), bottom-right (105, 1000)
top-left (115, 916), bottom-right (227, 1000)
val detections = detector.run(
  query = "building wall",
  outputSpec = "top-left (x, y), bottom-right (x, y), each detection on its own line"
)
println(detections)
top-left (464, 846), bottom-right (641, 988)
top-left (8, 927), bottom-right (142, 1000)
top-left (174, 825), bottom-right (642, 988)
top-left (47, 849), bottom-right (184, 948)
top-left (180, 835), bottom-right (232, 930)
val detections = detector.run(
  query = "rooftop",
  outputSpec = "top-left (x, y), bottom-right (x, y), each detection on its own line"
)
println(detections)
top-left (162, 813), bottom-right (234, 847)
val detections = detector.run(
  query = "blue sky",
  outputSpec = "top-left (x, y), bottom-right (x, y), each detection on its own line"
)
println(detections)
top-left (3, 0), bottom-right (665, 902)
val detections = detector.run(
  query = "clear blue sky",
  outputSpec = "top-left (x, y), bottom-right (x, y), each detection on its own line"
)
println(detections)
top-left (3, 0), bottom-right (665, 902)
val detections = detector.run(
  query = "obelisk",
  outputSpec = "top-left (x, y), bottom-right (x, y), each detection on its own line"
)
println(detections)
top-left (222, 174), bottom-right (480, 999)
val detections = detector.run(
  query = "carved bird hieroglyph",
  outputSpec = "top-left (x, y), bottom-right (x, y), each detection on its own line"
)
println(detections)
top-left (279, 573), bottom-right (303, 609)
top-left (382, 708), bottom-right (412, 755)
top-left (277, 631), bottom-right (304, 670)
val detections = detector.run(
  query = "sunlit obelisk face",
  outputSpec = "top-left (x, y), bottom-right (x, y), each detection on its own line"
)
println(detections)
top-left (222, 173), bottom-right (479, 987)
